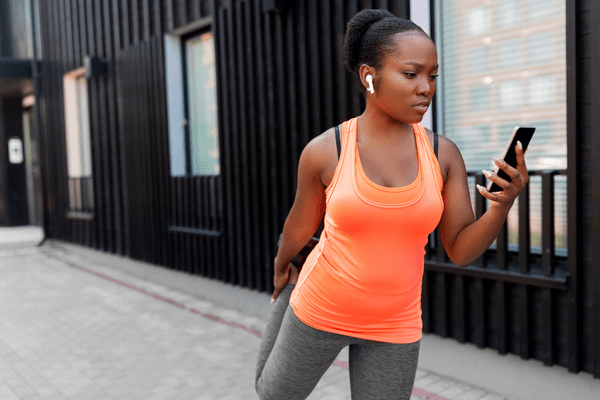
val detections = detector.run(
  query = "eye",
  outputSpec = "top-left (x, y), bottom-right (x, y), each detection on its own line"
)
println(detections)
top-left (430, 74), bottom-right (439, 80)
top-left (404, 72), bottom-right (417, 78)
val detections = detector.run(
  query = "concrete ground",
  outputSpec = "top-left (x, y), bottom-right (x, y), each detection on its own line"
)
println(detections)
top-left (0, 226), bottom-right (598, 399)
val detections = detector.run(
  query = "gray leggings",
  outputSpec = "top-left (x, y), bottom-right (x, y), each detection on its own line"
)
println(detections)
top-left (255, 284), bottom-right (420, 400)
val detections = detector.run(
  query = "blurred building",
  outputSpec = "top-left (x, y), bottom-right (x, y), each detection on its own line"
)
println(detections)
top-left (1, 0), bottom-right (599, 379)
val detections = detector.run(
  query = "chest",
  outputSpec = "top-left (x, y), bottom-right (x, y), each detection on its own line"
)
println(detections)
top-left (357, 141), bottom-right (419, 189)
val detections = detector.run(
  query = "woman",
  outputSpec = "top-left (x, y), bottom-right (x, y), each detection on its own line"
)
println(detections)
top-left (255, 9), bottom-right (528, 400)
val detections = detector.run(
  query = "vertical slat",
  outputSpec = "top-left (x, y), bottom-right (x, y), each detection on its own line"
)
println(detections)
top-left (226, 4), bottom-right (243, 284)
top-left (589, 0), bottom-right (600, 378)
top-left (217, 7), bottom-right (234, 282)
top-left (78, 0), bottom-right (88, 75)
top-left (264, 9), bottom-right (280, 289)
top-left (153, 0), bottom-right (162, 36)
top-left (320, 0), bottom-right (333, 129)
top-left (64, 0), bottom-right (74, 70)
top-left (389, 0), bottom-right (409, 19)
top-left (518, 285), bottom-right (530, 359)
top-left (475, 174), bottom-right (487, 268)
top-left (518, 183), bottom-right (530, 274)
top-left (542, 289), bottom-right (554, 366)
top-left (243, 1), bottom-right (262, 289)
top-left (59, 0), bottom-right (70, 240)
top-left (437, 273), bottom-right (447, 337)
top-left (274, 14), bottom-right (290, 224)
top-left (116, 55), bottom-right (130, 256)
top-left (142, 0), bottom-right (151, 41)
top-left (346, 0), bottom-right (361, 117)
top-left (179, 0), bottom-right (188, 27)
top-left (496, 281), bottom-right (507, 354)
top-left (150, 37), bottom-right (167, 264)
top-left (104, 0), bottom-right (124, 255)
top-left (167, 0), bottom-right (175, 31)
top-left (121, 0), bottom-right (130, 48)
top-left (132, 0), bottom-right (140, 44)
top-left (112, 0), bottom-right (122, 52)
top-left (541, 172), bottom-right (555, 277)
top-left (496, 222), bottom-right (507, 270)
top-left (422, 270), bottom-right (430, 333)
top-left (308, 0), bottom-right (322, 134)
top-left (192, 0), bottom-right (201, 20)
top-left (71, 0), bottom-right (81, 68)
top-left (295, 0), bottom-right (310, 148)
top-left (473, 278), bottom-right (486, 348)
top-left (235, 1), bottom-right (253, 287)
top-left (95, 0), bottom-right (113, 252)
top-left (333, 0), bottom-right (347, 123)
top-left (455, 275), bottom-right (466, 343)
top-left (143, 42), bottom-right (158, 262)
top-left (565, 0), bottom-right (581, 374)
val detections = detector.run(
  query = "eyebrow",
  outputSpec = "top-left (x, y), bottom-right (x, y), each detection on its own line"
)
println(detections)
top-left (403, 62), bottom-right (439, 70)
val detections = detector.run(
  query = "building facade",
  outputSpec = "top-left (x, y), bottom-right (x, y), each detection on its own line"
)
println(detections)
top-left (1, 0), bottom-right (599, 378)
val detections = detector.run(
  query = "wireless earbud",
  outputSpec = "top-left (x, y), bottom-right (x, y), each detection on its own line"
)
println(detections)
top-left (366, 75), bottom-right (375, 94)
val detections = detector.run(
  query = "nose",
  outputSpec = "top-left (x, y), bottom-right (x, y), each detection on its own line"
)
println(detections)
top-left (417, 76), bottom-right (434, 97)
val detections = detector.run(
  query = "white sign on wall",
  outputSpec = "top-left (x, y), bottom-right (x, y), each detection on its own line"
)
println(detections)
top-left (8, 138), bottom-right (24, 164)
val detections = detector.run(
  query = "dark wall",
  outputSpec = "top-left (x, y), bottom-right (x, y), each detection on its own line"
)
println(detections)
top-left (0, 97), bottom-right (29, 226)
top-left (578, 0), bottom-right (600, 376)
top-left (0, 0), bottom-right (33, 59)
top-left (34, 0), bottom-right (599, 377)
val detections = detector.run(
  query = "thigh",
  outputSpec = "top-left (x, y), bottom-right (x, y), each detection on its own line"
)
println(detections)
top-left (256, 307), bottom-right (348, 400)
top-left (349, 340), bottom-right (420, 400)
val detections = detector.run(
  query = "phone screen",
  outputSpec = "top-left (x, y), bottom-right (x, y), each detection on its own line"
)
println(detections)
top-left (487, 126), bottom-right (535, 193)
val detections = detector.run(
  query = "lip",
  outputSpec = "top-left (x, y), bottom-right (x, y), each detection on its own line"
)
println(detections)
top-left (413, 104), bottom-right (429, 113)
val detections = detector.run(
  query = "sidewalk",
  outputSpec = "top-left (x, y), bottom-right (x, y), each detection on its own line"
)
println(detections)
top-left (0, 227), bottom-right (598, 399)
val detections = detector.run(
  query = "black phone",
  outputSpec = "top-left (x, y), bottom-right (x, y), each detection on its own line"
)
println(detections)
top-left (487, 126), bottom-right (535, 193)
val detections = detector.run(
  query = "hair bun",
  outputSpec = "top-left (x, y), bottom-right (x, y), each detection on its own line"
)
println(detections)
top-left (344, 9), bottom-right (396, 73)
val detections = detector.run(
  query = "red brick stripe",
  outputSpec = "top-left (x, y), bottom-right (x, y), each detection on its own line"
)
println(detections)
top-left (54, 255), bottom-right (449, 400)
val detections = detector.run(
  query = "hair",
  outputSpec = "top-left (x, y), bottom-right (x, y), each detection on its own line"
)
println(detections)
top-left (343, 9), bottom-right (430, 93)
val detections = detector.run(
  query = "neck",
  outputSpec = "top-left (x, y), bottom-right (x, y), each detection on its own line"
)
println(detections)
top-left (358, 101), bottom-right (414, 142)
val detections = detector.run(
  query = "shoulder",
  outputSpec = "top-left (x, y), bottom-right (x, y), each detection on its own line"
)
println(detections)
top-left (299, 127), bottom-right (339, 186)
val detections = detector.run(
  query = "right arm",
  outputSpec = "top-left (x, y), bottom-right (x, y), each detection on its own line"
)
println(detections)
top-left (271, 128), bottom-right (337, 302)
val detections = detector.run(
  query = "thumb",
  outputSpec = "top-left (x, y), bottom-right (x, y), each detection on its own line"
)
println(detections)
top-left (271, 288), bottom-right (281, 305)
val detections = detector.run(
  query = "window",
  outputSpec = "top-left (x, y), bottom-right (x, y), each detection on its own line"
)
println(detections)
top-left (433, 0), bottom-right (567, 254)
top-left (184, 32), bottom-right (220, 175)
top-left (165, 28), bottom-right (220, 177)
top-left (63, 67), bottom-right (94, 215)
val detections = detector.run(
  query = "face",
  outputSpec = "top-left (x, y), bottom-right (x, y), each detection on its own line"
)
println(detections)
top-left (367, 32), bottom-right (438, 123)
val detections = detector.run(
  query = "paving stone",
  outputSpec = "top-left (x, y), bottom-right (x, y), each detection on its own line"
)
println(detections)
top-left (0, 241), bottom-right (523, 400)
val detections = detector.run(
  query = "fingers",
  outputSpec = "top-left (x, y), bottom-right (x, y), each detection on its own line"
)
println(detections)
top-left (514, 141), bottom-right (529, 184)
top-left (482, 169), bottom-right (511, 191)
top-left (476, 184), bottom-right (501, 202)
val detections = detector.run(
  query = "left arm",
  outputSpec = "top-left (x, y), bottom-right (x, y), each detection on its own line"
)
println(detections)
top-left (438, 138), bottom-right (529, 267)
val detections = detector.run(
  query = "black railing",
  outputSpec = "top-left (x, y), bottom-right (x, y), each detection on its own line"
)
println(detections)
top-left (67, 176), bottom-right (94, 213)
top-left (425, 169), bottom-right (568, 290)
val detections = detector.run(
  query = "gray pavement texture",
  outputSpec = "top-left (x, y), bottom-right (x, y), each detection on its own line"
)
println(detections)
top-left (0, 227), bottom-right (597, 399)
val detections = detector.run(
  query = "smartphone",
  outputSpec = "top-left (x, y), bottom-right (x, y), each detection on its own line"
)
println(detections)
top-left (487, 126), bottom-right (535, 193)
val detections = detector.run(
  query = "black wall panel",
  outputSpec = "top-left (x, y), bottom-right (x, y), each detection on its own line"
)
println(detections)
top-left (31, 0), bottom-right (599, 377)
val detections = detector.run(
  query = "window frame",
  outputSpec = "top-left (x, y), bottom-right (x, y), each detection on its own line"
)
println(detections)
top-left (63, 66), bottom-right (94, 219)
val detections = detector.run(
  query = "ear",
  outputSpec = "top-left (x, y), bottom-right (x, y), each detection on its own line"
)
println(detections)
top-left (359, 64), bottom-right (376, 92)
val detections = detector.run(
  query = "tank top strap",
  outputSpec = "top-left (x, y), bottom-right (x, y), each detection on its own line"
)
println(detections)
top-left (325, 117), bottom-right (358, 203)
top-left (412, 123), bottom-right (444, 193)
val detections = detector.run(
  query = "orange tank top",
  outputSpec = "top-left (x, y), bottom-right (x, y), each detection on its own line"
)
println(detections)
top-left (289, 117), bottom-right (444, 343)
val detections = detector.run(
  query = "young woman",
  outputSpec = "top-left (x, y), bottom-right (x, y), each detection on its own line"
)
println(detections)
top-left (255, 9), bottom-right (529, 400)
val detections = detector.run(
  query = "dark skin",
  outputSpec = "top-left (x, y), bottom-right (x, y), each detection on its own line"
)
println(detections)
top-left (272, 31), bottom-right (529, 303)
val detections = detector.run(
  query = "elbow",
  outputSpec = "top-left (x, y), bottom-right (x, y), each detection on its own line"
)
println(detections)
top-left (445, 250), bottom-right (472, 268)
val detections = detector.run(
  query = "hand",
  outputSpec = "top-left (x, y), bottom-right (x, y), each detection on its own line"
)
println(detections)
top-left (271, 261), bottom-right (290, 304)
top-left (271, 259), bottom-right (300, 304)
top-left (476, 141), bottom-right (529, 211)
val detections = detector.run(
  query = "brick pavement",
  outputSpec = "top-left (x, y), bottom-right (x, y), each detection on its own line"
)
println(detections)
top-left (0, 241), bottom-right (514, 400)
